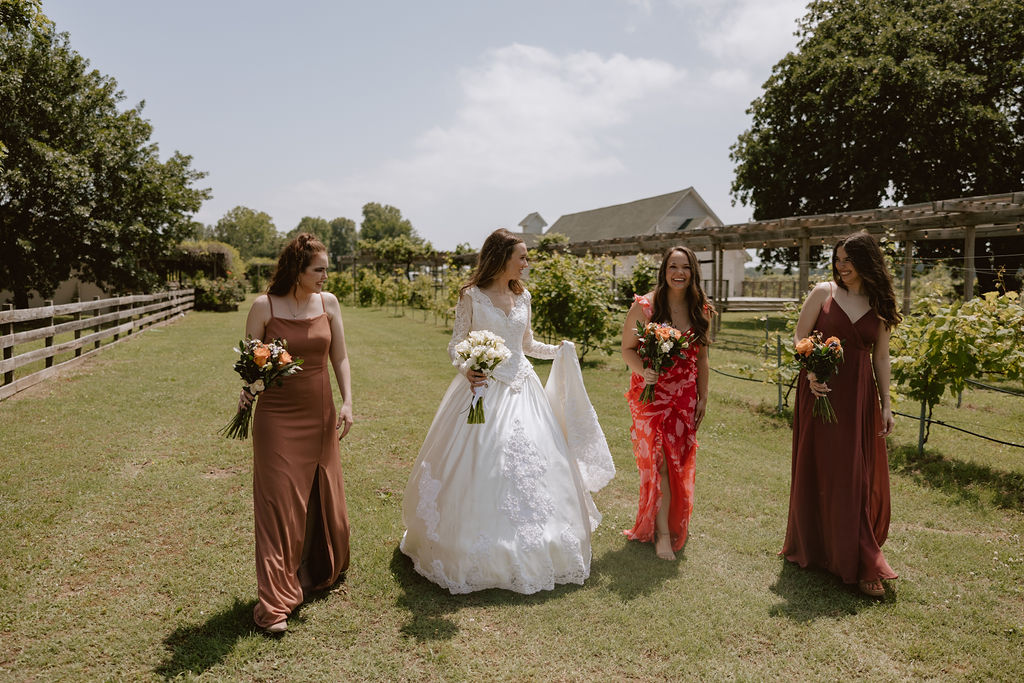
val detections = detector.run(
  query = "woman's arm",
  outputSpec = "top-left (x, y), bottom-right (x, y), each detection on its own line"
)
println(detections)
top-left (694, 344), bottom-right (709, 430)
top-left (448, 292), bottom-right (487, 391)
top-left (794, 283), bottom-right (831, 398)
top-left (238, 295), bottom-right (272, 410)
top-left (621, 298), bottom-right (657, 384)
top-left (522, 295), bottom-right (559, 359)
top-left (323, 292), bottom-right (354, 439)
top-left (872, 320), bottom-right (895, 437)
top-left (794, 282), bottom-right (830, 344)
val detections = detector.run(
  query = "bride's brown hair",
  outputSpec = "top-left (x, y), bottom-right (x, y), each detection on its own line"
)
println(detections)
top-left (460, 228), bottom-right (525, 296)
top-left (267, 233), bottom-right (327, 296)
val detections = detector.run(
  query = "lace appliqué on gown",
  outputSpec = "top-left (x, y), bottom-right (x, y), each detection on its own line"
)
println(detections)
top-left (500, 419), bottom-right (555, 551)
top-left (415, 463), bottom-right (442, 542)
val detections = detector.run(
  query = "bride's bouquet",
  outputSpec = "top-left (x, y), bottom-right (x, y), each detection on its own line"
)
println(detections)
top-left (453, 330), bottom-right (511, 424)
top-left (794, 331), bottom-right (844, 423)
top-left (634, 320), bottom-right (695, 403)
top-left (220, 337), bottom-right (303, 439)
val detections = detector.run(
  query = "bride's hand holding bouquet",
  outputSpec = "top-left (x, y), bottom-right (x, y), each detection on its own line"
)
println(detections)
top-left (454, 330), bottom-right (511, 424)
top-left (221, 336), bottom-right (303, 439)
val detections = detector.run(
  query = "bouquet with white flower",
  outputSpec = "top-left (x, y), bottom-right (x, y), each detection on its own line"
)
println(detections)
top-left (453, 329), bottom-right (512, 424)
top-left (220, 336), bottom-right (303, 439)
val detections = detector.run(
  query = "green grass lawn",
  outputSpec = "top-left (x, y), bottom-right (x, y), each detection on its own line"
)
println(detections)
top-left (0, 300), bottom-right (1021, 681)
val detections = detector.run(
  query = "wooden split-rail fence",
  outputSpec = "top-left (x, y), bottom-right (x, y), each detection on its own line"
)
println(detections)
top-left (0, 289), bottom-right (194, 401)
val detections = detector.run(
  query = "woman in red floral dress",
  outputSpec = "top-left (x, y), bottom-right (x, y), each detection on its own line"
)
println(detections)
top-left (621, 246), bottom-right (713, 560)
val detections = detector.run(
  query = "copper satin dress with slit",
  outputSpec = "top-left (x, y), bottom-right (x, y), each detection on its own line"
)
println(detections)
top-left (782, 291), bottom-right (897, 584)
top-left (252, 295), bottom-right (350, 628)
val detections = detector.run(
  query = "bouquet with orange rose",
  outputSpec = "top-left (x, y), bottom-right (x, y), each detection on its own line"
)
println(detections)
top-left (793, 331), bottom-right (843, 423)
top-left (220, 336), bottom-right (303, 439)
top-left (634, 320), bottom-right (695, 403)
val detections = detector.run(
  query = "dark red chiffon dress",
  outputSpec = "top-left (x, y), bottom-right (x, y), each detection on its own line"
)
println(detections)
top-left (782, 292), bottom-right (897, 584)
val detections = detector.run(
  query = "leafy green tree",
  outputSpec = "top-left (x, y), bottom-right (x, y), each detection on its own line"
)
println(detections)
top-left (535, 232), bottom-right (570, 252)
top-left (891, 289), bottom-right (1024, 445)
top-left (288, 216), bottom-right (331, 251)
top-left (0, 22), bottom-right (209, 307)
top-left (730, 0), bottom-right (1024, 286)
top-left (527, 251), bottom-right (620, 359)
top-left (0, 0), bottom-right (49, 38)
top-left (358, 234), bottom-right (434, 275)
top-left (211, 206), bottom-right (280, 259)
top-left (359, 202), bottom-right (416, 241)
top-left (618, 252), bottom-right (659, 302)
top-left (329, 217), bottom-right (357, 257)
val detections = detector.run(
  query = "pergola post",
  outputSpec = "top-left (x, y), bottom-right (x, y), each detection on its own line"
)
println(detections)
top-left (715, 241), bottom-right (725, 338)
top-left (963, 225), bottom-right (976, 301)
top-left (902, 234), bottom-right (914, 314)
top-left (798, 234), bottom-right (810, 296)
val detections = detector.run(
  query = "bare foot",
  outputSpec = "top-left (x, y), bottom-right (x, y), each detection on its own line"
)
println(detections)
top-left (655, 532), bottom-right (675, 561)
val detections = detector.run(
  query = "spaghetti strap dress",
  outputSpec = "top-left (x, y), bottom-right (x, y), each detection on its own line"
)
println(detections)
top-left (782, 291), bottom-right (897, 584)
top-left (251, 294), bottom-right (350, 628)
top-left (623, 294), bottom-right (701, 552)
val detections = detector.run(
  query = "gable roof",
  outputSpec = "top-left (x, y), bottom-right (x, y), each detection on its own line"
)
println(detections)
top-left (547, 187), bottom-right (723, 242)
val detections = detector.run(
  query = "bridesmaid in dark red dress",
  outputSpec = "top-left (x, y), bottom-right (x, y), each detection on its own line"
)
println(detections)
top-left (782, 232), bottom-right (902, 597)
top-left (240, 233), bottom-right (352, 632)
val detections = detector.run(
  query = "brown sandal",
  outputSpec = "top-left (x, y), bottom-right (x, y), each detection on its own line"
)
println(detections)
top-left (858, 579), bottom-right (885, 597)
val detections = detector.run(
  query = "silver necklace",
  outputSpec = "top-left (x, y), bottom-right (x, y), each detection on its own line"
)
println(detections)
top-left (287, 291), bottom-right (311, 318)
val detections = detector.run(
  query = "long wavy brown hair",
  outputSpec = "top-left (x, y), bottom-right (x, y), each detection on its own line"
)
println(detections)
top-left (267, 233), bottom-right (327, 296)
top-left (460, 228), bottom-right (525, 296)
top-left (650, 246), bottom-right (714, 346)
top-left (832, 232), bottom-right (902, 329)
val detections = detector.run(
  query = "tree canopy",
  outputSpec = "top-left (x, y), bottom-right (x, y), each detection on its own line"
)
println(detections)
top-left (358, 202), bottom-right (416, 242)
top-left (329, 217), bottom-right (357, 257)
top-left (1, 18), bottom-right (209, 306)
top-left (211, 206), bottom-right (280, 260)
top-left (730, 0), bottom-right (1024, 287)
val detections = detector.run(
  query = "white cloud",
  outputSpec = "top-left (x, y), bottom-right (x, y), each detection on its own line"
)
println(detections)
top-left (278, 44), bottom-right (685, 243)
top-left (669, 0), bottom-right (804, 67)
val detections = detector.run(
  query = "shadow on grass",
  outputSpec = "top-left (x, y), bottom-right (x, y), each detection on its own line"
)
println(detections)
top-left (889, 445), bottom-right (1024, 512)
top-left (590, 540), bottom-right (682, 601)
top-left (156, 597), bottom-right (258, 679)
top-left (769, 560), bottom-right (892, 622)
top-left (389, 546), bottom-right (581, 643)
top-left (156, 581), bottom-right (343, 678)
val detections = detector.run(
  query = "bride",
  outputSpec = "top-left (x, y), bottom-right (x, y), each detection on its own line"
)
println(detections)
top-left (400, 228), bottom-right (614, 594)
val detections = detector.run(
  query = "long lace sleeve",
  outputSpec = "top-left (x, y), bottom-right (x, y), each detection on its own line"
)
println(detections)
top-left (447, 292), bottom-right (472, 366)
top-left (522, 291), bottom-right (559, 360)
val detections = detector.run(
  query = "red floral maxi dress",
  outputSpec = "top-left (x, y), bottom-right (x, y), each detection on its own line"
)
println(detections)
top-left (623, 295), bottom-right (701, 552)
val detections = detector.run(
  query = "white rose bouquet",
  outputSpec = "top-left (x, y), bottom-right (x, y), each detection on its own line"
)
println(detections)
top-left (453, 330), bottom-right (512, 424)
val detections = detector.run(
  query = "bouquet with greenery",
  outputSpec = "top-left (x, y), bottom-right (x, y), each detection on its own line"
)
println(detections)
top-left (220, 337), bottom-right (303, 439)
top-left (794, 331), bottom-right (844, 422)
top-left (453, 330), bottom-right (511, 424)
top-left (634, 321), bottom-right (694, 403)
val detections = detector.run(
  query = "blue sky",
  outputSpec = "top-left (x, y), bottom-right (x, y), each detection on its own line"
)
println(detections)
top-left (42, 0), bottom-right (807, 250)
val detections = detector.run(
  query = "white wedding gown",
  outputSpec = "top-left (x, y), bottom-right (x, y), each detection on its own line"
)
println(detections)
top-left (400, 286), bottom-right (614, 594)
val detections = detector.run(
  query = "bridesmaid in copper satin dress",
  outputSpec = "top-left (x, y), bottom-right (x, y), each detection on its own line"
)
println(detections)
top-left (621, 246), bottom-right (712, 561)
top-left (240, 233), bottom-right (352, 632)
top-left (782, 232), bottom-right (901, 598)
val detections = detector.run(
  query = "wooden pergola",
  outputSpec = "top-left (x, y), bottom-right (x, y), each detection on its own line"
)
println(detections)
top-left (554, 190), bottom-right (1024, 312)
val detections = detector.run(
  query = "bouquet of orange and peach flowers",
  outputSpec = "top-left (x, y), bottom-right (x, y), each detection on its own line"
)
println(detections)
top-left (634, 320), bottom-right (695, 403)
top-left (794, 331), bottom-right (844, 423)
top-left (220, 337), bottom-right (303, 439)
